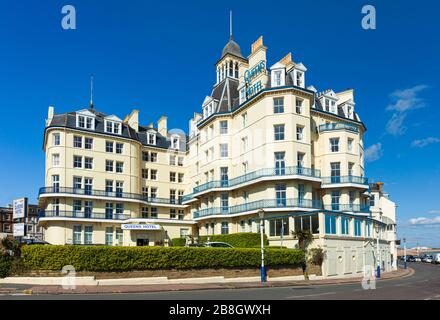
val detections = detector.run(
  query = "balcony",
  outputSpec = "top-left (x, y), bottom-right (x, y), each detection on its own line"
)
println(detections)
top-left (193, 198), bottom-right (323, 219)
top-left (39, 210), bottom-right (130, 221)
top-left (38, 187), bottom-right (185, 206)
top-left (321, 175), bottom-right (368, 186)
top-left (184, 166), bottom-right (321, 202)
top-left (323, 204), bottom-right (370, 213)
top-left (318, 123), bottom-right (359, 133)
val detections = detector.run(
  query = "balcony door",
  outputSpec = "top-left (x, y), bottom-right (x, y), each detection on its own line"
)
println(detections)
top-left (275, 152), bottom-right (286, 175)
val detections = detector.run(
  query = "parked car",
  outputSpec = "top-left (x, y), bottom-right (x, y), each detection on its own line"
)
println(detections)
top-left (431, 253), bottom-right (440, 264)
top-left (422, 255), bottom-right (433, 263)
top-left (406, 255), bottom-right (416, 262)
top-left (414, 256), bottom-right (422, 262)
top-left (185, 243), bottom-right (205, 247)
top-left (21, 238), bottom-right (50, 245)
top-left (204, 242), bottom-right (234, 248)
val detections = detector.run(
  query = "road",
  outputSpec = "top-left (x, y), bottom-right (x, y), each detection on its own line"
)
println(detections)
top-left (1, 262), bottom-right (439, 300)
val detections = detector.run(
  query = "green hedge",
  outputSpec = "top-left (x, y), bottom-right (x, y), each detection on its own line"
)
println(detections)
top-left (171, 237), bottom-right (186, 247)
top-left (0, 255), bottom-right (12, 278)
top-left (21, 245), bottom-right (304, 272)
top-left (198, 233), bottom-right (268, 248)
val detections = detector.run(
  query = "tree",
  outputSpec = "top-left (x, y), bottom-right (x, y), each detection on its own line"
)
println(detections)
top-left (291, 229), bottom-right (314, 280)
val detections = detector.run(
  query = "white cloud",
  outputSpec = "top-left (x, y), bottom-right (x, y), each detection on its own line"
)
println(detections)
top-left (385, 85), bottom-right (428, 136)
top-left (387, 85), bottom-right (428, 112)
top-left (428, 210), bottom-right (440, 215)
top-left (364, 143), bottom-right (383, 162)
top-left (411, 137), bottom-right (440, 148)
top-left (386, 113), bottom-right (407, 136)
top-left (409, 216), bottom-right (440, 225)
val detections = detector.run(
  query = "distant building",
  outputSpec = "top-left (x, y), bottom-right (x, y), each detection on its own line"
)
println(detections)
top-left (369, 182), bottom-right (398, 270)
top-left (0, 203), bottom-right (43, 239)
top-left (0, 207), bottom-right (13, 235)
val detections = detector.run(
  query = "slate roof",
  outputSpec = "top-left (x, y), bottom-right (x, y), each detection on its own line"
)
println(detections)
top-left (46, 109), bottom-right (187, 152)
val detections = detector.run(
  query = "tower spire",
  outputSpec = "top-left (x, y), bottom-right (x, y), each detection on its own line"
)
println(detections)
top-left (89, 74), bottom-right (94, 110)
top-left (229, 10), bottom-right (233, 39)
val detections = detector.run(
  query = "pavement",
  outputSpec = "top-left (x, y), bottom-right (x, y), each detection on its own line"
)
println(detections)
top-left (0, 265), bottom-right (412, 297)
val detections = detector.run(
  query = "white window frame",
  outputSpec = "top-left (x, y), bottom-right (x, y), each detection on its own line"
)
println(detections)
top-left (147, 131), bottom-right (156, 145)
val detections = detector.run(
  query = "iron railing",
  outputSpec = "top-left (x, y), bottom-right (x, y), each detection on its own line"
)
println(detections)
top-left (184, 166), bottom-right (321, 202)
top-left (39, 187), bottom-right (183, 205)
top-left (39, 210), bottom-right (130, 221)
top-left (321, 176), bottom-right (368, 185)
top-left (318, 123), bottom-right (359, 133)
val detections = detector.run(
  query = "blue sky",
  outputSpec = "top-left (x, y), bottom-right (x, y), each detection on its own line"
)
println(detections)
top-left (0, 0), bottom-right (439, 247)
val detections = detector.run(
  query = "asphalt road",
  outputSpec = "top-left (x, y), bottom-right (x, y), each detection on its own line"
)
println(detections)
top-left (1, 262), bottom-right (439, 300)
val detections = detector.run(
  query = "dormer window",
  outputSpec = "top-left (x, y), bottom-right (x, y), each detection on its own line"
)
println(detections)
top-left (274, 71), bottom-right (282, 86)
top-left (331, 101), bottom-right (336, 114)
top-left (347, 106), bottom-right (353, 119)
top-left (296, 71), bottom-right (303, 87)
top-left (171, 135), bottom-right (180, 149)
top-left (104, 120), bottom-right (121, 135)
top-left (147, 131), bottom-right (156, 145)
top-left (78, 116), bottom-right (85, 128)
top-left (75, 110), bottom-right (95, 130)
top-left (270, 63), bottom-right (286, 87)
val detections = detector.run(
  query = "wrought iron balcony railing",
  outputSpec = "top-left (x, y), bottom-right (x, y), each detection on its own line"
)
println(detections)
top-left (321, 176), bottom-right (368, 185)
top-left (193, 198), bottom-right (323, 219)
top-left (318, 123), bottom-right (359, 133)
top-left (184, 166), bottom-right (321, 202)
top-left (39, 187), bottom-right (184, 205)
top-left (323, 204), bottom-right (370, 213)
top-left (39, 210), bottom-right (130, 221)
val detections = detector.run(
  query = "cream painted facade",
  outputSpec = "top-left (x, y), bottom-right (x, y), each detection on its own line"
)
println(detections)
top-left (38, 34), bottom-right (396, 277)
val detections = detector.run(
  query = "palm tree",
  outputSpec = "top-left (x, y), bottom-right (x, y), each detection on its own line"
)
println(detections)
top-left (291, 229), bottom-right (314, 280)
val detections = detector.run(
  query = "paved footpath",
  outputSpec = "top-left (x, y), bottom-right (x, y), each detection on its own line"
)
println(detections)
top-left (0, 267), bottom-right (411, 296)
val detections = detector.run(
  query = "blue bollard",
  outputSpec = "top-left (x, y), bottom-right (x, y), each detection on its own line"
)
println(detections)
top-left (260, 266), bottom-right (267, 283)
top-left (376, 265), bottom-right (381, 278)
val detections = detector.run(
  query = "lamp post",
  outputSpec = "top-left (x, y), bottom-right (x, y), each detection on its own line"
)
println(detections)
top-left (280, 219), bottom-right (286, 248)
top-left (258, 209), bottom-right (266, 283)
top-left (375, 223), bottom-right (380, 278)
top-left (403, 238), bottom-right (407, 270)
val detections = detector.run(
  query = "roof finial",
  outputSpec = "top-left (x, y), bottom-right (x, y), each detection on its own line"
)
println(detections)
top-left (89, 74), bottom-right (94, 110)
top-left (229, 10), bottom-right (233, 39)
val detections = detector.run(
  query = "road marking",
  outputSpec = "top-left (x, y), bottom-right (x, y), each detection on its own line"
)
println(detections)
top-left (284, 292), bottom-right (336, 299)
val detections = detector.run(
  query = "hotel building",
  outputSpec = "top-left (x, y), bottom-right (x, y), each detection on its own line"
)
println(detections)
top-left (38, 34), bottom-right (395, 277)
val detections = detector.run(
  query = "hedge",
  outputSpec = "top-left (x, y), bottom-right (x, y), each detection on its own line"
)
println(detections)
top-left (0, 255), bottom-right (12, 278)
top-left (21, 245), bottom-right (304, 272)
top-left (171, 237), bottom-right (186, 247)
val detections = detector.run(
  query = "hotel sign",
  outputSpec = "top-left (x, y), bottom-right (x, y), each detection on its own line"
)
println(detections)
top-left (244, 60), bottom-right (265, 99)
top-left (121, 224), bottom-right (161, 231)
top-left (13, 198), bottom-right (27, 220)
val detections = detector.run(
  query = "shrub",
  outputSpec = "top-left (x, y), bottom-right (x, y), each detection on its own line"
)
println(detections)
top-left (21, 245), bottom-right (305, 272)
top-left (308, 248), bottom-right (325, 266)
top-left (199, 233), bottom-right (268, 248)
top-left (0, 255), bottom-right (12, 278)
top-left (171, 238), bottom-right (187, 247)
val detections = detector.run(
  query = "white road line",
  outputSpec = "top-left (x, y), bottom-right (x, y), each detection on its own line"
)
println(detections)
top-left (284, 292), bottom-right (337, 299)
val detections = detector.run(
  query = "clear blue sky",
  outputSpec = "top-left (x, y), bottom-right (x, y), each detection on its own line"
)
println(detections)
top-left (1, 0), bottom-right (439, 247)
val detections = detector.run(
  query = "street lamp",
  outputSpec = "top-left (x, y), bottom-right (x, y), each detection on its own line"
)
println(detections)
top-left (280, 219), bottom-right (287, 248)
top-left (258, 209), bottom-right (266, 283)
top-left (374, 223), bottom-right (380, 278)
top-left (403, 238), bottom-right (407, 270)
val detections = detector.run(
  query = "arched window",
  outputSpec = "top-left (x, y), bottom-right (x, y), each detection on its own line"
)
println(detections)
top-left (235, 62), bottom-right (239, 78)
top-left (229, 61), bottom-right (233, 77)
